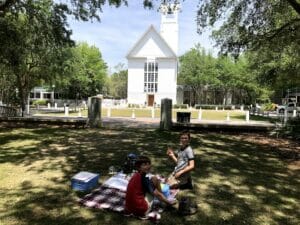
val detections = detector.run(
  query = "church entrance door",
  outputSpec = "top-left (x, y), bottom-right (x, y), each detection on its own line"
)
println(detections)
top-left (147, 94), bottom-right (154, 107)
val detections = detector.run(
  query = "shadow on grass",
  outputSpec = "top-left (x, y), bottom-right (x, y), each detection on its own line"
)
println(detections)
top-left (230, 114), bottom-right (280, 123)
top-left (0, 127), bottom-right (299, 225)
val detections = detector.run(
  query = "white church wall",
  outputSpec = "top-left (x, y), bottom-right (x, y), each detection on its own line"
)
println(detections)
top-left (127, 58), bottom-right (177, 105)
top-left (156, 58), bottom-right (177, 104)
top-left (127, 59), bottom-right (146, 104)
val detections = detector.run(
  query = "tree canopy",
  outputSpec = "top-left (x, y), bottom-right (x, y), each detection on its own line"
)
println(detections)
top-left (108, 64), bottom-right (128, 99)
top-left (0, 0), bottom-right (154, 20)
top-left (56, 42), bottom-right (108, 99)
top-left (197, 0), bottom-right (300, 56)
top-left (179, 45), bottom-right (264, 105)
top-left (0, 0), bottom-right (73, 114)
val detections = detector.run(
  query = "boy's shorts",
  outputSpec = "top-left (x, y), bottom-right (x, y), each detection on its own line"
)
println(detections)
top-left (167, 173), bottom-right (190, 187)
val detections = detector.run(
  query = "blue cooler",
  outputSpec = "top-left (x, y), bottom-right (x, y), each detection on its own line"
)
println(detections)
top-left (71, 171), bottom-right (99, 191)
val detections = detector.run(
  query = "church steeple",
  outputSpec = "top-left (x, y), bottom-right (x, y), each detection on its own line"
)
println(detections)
top-left (159, 0), bottom-right (180, 55)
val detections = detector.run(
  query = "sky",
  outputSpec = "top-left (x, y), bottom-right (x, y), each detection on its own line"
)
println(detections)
top-left (68, 1), bottom-right (216, 72)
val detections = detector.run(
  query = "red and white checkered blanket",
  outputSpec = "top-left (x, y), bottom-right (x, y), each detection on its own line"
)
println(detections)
top-left (79, 185), bottom-right (126, 212)
top-left (79, 174), bottom-right (178, 214)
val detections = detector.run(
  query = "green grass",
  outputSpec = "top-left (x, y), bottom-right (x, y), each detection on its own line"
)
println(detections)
top-left (34, 108), bottom-right (271, 122)
top-left (0, 127), bottom-right (299, 225)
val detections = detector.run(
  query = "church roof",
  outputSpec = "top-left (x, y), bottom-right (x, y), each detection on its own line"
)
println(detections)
top-left (126, 25), bottom-right (177, 59)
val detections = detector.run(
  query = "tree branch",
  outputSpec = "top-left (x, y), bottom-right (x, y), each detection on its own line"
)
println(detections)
top-left (267, 18), bottom-right (300, 41)
top-left (0, 0), bottom-right (17, 14)
top-left (287, 0), bottom-right (300, 15)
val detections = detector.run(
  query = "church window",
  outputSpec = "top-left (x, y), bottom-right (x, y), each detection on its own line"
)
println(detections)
top-left (144, 61), bottom-right (158, 93)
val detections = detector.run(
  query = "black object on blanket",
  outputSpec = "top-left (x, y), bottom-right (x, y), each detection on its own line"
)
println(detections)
top-left (122, 153), bottom-right (138, 174)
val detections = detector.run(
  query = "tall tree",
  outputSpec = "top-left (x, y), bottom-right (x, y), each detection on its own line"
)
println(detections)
top-left (178, 45), bottom-right (218, 105)
top-left (109, 63), bottom-right (128, 99)
top-left (0, 0), bottom-right (73, 115)
top-left (57, 42), bottom-right (108, 99)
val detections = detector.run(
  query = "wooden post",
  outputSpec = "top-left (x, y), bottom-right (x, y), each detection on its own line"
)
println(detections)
top-left (198, 108), bottom-right (202, 121)
top-left (151, 107), bottom-right (155, 119)
top-left (64, 106), bottom-right (69, 116)
top-left (293, 109), bottom-right (297, 117)
top-left (245, 110), bottom-right (250, 123)
top-left (226, 112), bottom-right (230, 121)
top-left (107, 107), bottom-right (111, 117)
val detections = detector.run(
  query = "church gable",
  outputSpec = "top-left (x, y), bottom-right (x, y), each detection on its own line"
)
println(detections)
top-left (126, 25), bottom-right (176, 59)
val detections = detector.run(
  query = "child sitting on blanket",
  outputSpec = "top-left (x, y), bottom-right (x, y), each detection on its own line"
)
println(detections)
top-left (125, 156), bottom-right (176, 219)
top-left (166, 130), bottom-right (195, 189)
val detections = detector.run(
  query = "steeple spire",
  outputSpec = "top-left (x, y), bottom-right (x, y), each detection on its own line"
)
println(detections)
top-left (159, 0), bottom-right (180, 54)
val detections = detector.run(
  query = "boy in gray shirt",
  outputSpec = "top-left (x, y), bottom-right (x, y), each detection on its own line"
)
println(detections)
top-left (166, 130), bottom-right (195, 189)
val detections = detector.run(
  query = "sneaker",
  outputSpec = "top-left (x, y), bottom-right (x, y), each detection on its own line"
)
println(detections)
top-left (138, 215), bottom-right (148, 220)
top-left (147, 212), bottom-right (161, 222)
top-left (123, 212), bottom-right (133, 217)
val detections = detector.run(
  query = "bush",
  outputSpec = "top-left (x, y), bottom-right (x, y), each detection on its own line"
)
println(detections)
top-left (173, 104), bottom-right (189, 109)
top-left (128, 104), bottom-right (141, 108)
top-left (262, 103), bottom-right (277, 111)
top-left (32, 99), bottom-right (48, 106)
top-left (194, 104), bottom-right (233, 110)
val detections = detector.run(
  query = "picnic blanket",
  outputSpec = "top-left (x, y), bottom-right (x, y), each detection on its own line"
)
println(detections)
top-left (79, 173), bottom-right (178, 214)
top-left (79, 185), bottom-right (127, 212)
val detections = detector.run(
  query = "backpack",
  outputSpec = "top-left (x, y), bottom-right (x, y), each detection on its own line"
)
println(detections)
top-left (122, 153), bottom-right (137, 174)
top-left (178, 197), bottom-right (198, 216)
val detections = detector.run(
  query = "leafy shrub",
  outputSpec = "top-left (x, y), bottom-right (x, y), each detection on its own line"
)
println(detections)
top-left (173, 104), bottom-right (189, 109)
top-left (194, 104), bottom-right (233, 110)
top-left (262, 103), bottom-right (277, 111)
top-left (32, 99), bottom-right (48, 106)
top-left (128, 104), bottom-right (141, 108)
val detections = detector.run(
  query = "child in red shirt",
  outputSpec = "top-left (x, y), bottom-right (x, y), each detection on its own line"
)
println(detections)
top-left (125, 156), bottom-right (175, 218)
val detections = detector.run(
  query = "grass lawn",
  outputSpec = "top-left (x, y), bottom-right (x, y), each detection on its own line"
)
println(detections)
top-left (0, 126), bottom-right (299, 225)
top-left (34, 108), bottom-right (274, 122)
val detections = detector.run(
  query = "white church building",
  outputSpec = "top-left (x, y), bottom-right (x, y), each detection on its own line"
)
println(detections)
top-left (126, 1), bottom-right (180, 106)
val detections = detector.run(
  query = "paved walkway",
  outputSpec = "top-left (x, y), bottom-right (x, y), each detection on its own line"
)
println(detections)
top-left (22, 115), bottom-right (277, 130)
top-left (0, 115), bottom-right (277, 130)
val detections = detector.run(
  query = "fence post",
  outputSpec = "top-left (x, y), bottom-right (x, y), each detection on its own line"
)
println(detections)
top-left (198, 108), bottom-right (202, 121)
top-left (283, 108), bottom-right (288, 125)
top-left (293, 109), bottom-right (297, 117)
top-left (245, 110), bottom-right (250, 123)
top-left (64, 106), bottom-right (69, 116)
top-left (226, 112), bottom-right (230, 121)
top-left (131, 109), bottom-right (135, 119)
top-left (151, 107), bottom-right (155, 119)
top-left (107, 107), bottom-right (111, 117)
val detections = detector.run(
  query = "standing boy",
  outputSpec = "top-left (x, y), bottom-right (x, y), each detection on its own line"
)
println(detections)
top-left (167, 130), bottom-right (195, 189)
